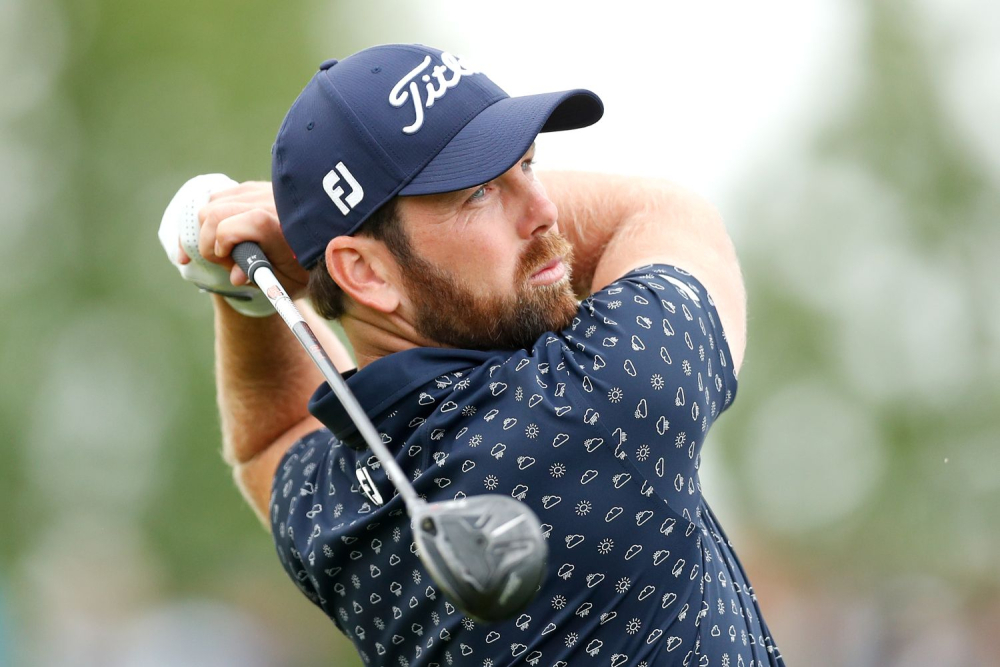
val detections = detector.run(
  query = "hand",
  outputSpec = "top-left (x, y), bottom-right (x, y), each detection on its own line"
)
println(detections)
top-left (184, 180), bottom-right (310, 301)
top-left (160, 174), bottom-right (271, 316)
top-left (159, 175), bottom-right (311, 317)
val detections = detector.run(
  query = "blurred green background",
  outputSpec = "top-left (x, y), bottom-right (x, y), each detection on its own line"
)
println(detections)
top-left (1, 0), bottom-right (997, 665)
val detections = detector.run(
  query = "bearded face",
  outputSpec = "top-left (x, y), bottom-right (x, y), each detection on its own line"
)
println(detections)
top-left (398, 232), bottom-right (578, 351)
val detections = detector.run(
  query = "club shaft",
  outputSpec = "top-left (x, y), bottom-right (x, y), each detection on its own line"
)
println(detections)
top-left (235, 245), bottom-right (422, 512)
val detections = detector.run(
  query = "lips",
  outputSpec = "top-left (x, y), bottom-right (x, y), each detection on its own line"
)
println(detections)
top-left (531, 257), bottom-right (562, 278)
top-left (528, 256), bottom-right (568, 286)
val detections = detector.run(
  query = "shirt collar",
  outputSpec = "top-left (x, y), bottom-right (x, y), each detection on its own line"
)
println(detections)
top-left (308, 346), bottom-right (498, 450)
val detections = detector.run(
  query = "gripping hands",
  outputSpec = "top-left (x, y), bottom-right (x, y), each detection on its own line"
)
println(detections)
top-left (158, 174), bottom-right (308, 317)
top-left (159, 174), bottom-right (271, 316)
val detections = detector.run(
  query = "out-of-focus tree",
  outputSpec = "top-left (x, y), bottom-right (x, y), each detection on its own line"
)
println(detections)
top-left (714, 0), bottom-right (1000, 663)
top-left (0, 1), bottom-right (400, 664)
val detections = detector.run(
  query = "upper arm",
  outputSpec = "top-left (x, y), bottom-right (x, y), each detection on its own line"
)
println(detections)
top-left (555, 266), bottom-right (739, 514)
top-left (592, 190), bottom-right (745, 375)
top-left (233, 416), bottom-right (325, 526)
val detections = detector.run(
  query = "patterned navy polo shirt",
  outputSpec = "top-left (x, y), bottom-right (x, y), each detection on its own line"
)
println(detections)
top-left (270, 265), bottom-right (785, 667)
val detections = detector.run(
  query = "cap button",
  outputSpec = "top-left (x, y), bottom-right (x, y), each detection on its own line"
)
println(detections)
top-left (319, 58), bottom-right (338, 71)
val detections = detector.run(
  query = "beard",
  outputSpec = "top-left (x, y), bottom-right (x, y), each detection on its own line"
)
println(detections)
top-left (398, 232), bottom-right (579, 351)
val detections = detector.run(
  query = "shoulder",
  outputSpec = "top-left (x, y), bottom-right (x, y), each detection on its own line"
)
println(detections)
top-left (554, 264), bottom-right (740, 418)
top-left (590, 186), bottom-right (746, 375)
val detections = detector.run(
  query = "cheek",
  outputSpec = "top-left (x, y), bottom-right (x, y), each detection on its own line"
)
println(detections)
top-left (460, 237), bottom-right (522, 292)
top-left (478, 240), bottom-right (518, 278)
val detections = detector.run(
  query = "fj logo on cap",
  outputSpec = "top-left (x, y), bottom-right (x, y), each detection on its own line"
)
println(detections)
top-left (322, 161), bottom-right (364, 215)
top-left (389, 52), bottom-right (479, 135)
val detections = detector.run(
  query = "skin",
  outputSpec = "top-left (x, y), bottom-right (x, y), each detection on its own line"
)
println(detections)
top-left (184, 146), bottom-right (747, 523)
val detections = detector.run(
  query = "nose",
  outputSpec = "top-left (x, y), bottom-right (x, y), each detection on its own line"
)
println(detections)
top-left (515, 176), bottom-right (558, 239)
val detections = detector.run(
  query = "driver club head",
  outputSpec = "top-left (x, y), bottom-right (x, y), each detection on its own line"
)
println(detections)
top-left (411, 494), bottom-right (547, 623)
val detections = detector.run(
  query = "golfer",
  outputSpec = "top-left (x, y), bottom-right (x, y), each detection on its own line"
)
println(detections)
top-left (167, 44), bottom-right (785, 666)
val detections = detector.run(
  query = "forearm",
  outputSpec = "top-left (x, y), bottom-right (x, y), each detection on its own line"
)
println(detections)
top-left (214, 295), bottom-right (352, 466)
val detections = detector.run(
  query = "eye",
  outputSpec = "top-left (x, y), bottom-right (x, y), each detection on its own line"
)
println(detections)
top-left (467, 185), bottom-right (487, 201)
top-left (521, 158), bottom-right (535, 173)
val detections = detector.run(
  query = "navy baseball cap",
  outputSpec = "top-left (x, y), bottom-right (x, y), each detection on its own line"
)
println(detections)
top-left (272, 43), bottom-right (604, 269)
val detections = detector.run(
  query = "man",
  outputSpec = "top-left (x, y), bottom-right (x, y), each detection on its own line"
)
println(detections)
top-left (166, 44), bottom-right (784, 666)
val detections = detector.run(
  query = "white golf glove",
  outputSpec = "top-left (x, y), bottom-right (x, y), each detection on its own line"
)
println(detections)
top-left (158, 174), bottom-right (273, 317)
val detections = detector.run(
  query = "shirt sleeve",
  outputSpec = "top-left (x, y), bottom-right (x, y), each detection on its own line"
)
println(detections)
top-left (558, 264), bottom-right (738, 466)
top-left (269, 428), bottom-right (334, 612)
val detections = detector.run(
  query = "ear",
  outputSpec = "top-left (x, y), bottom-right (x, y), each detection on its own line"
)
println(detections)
top-left (324, 236), bottom-right (402, 314)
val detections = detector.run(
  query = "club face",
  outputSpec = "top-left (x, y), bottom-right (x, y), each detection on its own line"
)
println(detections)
top-left (412, 495), bottom-right (547, 623)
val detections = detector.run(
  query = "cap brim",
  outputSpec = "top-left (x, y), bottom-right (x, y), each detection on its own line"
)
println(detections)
top-left (398, 89), bottom-right (603, 196)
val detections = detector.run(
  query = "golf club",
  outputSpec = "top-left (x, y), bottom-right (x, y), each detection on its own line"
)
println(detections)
top-left (231, 241), bottom-right (547, 623)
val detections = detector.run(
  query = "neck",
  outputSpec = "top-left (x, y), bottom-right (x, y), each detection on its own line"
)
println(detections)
top-left (340, 307), bottom-right (435, 369)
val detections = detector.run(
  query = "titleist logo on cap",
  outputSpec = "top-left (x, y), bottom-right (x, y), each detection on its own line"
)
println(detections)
top-left (389, 52), bottom-right (479, 135)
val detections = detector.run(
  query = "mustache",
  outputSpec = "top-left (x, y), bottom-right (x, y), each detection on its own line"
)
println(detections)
top-left (516, 232), bottom-right (574, 283)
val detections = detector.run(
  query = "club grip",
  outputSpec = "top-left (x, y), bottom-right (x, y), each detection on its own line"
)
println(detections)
top-left (232, 242), bottom-right (274, 284)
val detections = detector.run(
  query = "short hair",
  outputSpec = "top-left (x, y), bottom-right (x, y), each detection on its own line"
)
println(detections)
top-left (307, 197), bottom-right (408, 320)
